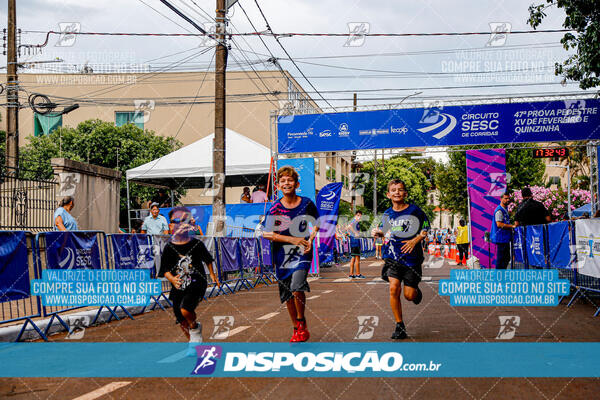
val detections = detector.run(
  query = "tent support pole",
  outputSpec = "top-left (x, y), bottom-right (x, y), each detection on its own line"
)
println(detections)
top-left (170, 189), bottom-right (174, 207)
top-left (126, 179), bottom-right (131, 232)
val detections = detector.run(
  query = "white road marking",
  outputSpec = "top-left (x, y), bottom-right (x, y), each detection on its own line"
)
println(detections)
top-left (369, 262), bottom-right (383, 267)
top-left (422, 276), bottom-right (432, 281)
top-left (72, 382), bottom-right (131, 400)
top-left (371, 277), bottom-right (385, 282)
top-left (256, 312), bottom-right (279, 320)
top-left (307, 295), bottom-right (321, 300)
top-left (367, 282), bottom-right (386, 285)
top-left (307, 277), bottom-right (320, 282)
top-left (333, 278), bottom-right (351, 282)
top-left (228, 326), bottom-right (251, 336)
top-left (323, 290), bottom-right (333, 294)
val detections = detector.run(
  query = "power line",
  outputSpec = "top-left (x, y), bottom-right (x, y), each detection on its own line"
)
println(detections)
top-left (251, 0), bottom-right (334, 109)
top-left (157, 0), bottom-right (208, 34)
top-left (137, 0), bottom-right (194, 33)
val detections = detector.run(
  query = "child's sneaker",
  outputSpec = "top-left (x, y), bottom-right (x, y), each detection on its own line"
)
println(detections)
top-left (349, 275), bottom-right (355, 279)
top-left (413, 287), bottom-right (423, 305)
top-left (391, 321), bottom-right (407, 340)
top-left (296, 319), bottom-right (310, 342)
top-left (189, 322), bottom-right (203, 343)
top-left (355, 274), bottom-right (366, 279)
top-left (290, 327), bottom-right (301, 342)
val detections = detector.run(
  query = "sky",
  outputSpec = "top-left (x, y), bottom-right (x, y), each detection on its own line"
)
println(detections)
top-left (1, 0), bottom-right (576, 109)
top-left (0, 0), bottom-right (582, 163)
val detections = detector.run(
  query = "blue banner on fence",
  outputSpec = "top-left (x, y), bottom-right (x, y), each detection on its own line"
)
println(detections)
top-left (0, 231), bottom-right (30, 302)
top-left (278, 99), bottom-right (600, 153)
top-left (219, 238), bottom-right (240, 272)
top-left (525, 225), bottom-right (546, 267)
top-left (111, 234), bottom-right (154, 273)
top-left (547, 221), bottom-right (571, 268)
top-left (239, 238), bottom-right (260, 269)
top-left (513, 227), bottom-right (526, 265)
top-left (316, 182), bottom-right (343, 264)
top-left (260, 237), bottom-right (272, 267)
top-left (159, 203), bottom-right (272, 236)
top-left (276, 158), bottom-right (316, 201)
top-left (4, 342), bottom-right (600, 378)
top-left (44, 232), bottom-right (102, 270)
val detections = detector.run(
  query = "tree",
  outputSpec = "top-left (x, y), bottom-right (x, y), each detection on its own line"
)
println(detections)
top-left (529, 1), bottom-right (600, 89)
top-left (505, 146), bottom-right (546, 190)
top-left (19, 119), bottom-right (182, 225)
top-left (435, 151), bottom-right (468, 218)
top-left (360, 155), bottom-right (432, 218)
top-left (434, 146), bottom-right (546, 219)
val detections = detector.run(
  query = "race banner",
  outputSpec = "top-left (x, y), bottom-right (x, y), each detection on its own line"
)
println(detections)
top-left (466, 149), bottom-right (507, 269)
top-left (111, 234), bottom-right (154, 272)
top-left (276, 158), bottom-right (316, 201)
top-left (0, 231), bottom-right (30, 302)
top-left (316, 182), bottom-right (343, 264)
top-left (219, 238), bottom-right (240, 272)
top-left (547, 221), bottom-right (571, 268)
top-left (513, 226), bottom-right (527, 266)
top-left (526, 225), bottom-right (546, 267)
top-left (239, 238), bottom-right (260, 269)
top-left (277, 99), bottom-right (600, 153)
top-left (574, 219), bottom-right (600, 278)
top-left (44, 232), bottom-right (102, 270)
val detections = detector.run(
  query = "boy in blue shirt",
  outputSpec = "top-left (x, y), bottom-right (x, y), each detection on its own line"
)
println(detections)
top-left (372, 179), bottom-right (430, 339)
top-left (261, 166), bottom-right (320, 342)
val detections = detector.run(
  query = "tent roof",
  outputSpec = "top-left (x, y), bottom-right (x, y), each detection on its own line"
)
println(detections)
top-left (126, 129), bottom-right (271, 188)
top-left (573, 202), bottom-right (591, 217)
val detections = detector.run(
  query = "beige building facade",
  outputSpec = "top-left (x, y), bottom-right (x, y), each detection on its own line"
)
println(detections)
top-left (12, 71), bottom-right (353, 204)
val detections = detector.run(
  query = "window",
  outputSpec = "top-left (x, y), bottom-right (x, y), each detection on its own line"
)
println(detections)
top-left (115, 111), bottom-right (144, 129)
top-left (342, 175), bottom-right (348, 189)
top-left (326, 165), bottom-right (336, 182)
top-left (548, 176), bottom-right (561, 186)
top-left (33, 113), bottom-right (62, 136)
top-left (314, 158), bottom-right (320, 175)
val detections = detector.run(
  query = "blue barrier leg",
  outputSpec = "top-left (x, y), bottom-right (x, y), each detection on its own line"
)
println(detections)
top-left (112, 305), bottom-right (134, 320)
top-left (594, 306), bottom-right (600, 317)
top-left (567, 288), bottom-right (581, 307)
top-left (43, 314), bottom-right (70, 336)
top-left (92, 305), bottom-right (120, 325)
top-left (15, 318), bottom-right (48, 342)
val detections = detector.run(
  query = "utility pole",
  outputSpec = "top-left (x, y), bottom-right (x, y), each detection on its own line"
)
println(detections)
top-left (5, 0), bottom-right (18, 170)
top-left (351, 93), bottom-right (357, 213)
top-left (213, 0), bottom-right (227, 236)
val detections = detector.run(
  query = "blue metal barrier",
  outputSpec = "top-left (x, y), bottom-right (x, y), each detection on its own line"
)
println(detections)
top-left (0, 231), bottom-right (47, 341)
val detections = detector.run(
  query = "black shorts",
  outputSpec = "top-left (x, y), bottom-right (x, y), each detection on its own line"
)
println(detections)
top-left (382, 258), bottom-right (422, 288)
top-left (350, 246), bottom-right (361, 256)
top-left (169, 279), bottom-right (208, 323)
top-left (278, 269), bottom-right (310, 303)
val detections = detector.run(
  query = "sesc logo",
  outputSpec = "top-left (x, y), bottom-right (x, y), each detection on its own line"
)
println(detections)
top-left (418, 101), bottom-right (456, 140)
top-left (58, 247), bottom-right (76, 269)
top-left (338, 123), bottom-right (350, 137)
top-left (319, 130), bottom-right (332, 138)
top-left (191, 345), bottom-right (223, 375)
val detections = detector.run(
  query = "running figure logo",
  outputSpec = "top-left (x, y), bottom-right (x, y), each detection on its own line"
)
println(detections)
top-left (191, 345), bottom-right (223, 375)
top-left (496, 316), bottom-right (520, 340)
top-left (354, 316), bottom-right (379, 339)
top-left (210, 316), bottom-right (235, 340)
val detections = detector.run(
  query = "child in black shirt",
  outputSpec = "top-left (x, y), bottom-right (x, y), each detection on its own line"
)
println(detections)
top-left (158, 206), bottom-right (219, 343)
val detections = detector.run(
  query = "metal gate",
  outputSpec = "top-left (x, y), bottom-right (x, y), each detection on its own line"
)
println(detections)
top-left (0, 167), bottom-right (58, 231)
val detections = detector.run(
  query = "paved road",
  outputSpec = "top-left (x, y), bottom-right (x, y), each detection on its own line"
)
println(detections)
top-left (2, 258), bottom-right (599, 399)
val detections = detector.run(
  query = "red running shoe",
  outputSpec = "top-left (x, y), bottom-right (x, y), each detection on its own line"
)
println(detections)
top-left (296, 319), bottom-right (310, 342)
top-left (290, 327), bottom-right (301, 342)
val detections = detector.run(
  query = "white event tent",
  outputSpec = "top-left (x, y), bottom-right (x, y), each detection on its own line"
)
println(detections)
top-left (126, 128), bottom-right (271, 189)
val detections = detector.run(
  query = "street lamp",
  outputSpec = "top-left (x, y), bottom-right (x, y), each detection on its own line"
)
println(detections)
top-left (548, 164), bottom-right (571, 219)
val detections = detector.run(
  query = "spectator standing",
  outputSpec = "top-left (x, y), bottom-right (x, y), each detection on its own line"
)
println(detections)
top-left (240, 187), bottom-right (252, 203)
top-left (251, 184), bottom-right (268, 203)
top-left (141, 203), bottom-right (169, 235)
top-left (54, 196), bottom-right (78, 231)
top-left (490, 193), bottom-right (515, 269)
top-left (456, 219), bottom-right (470, 266)
top-left (514, 187), bottom-right (551, 226)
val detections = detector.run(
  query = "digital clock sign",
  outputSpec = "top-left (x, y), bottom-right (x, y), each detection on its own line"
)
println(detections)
top-left (532, 147), bottom-right (569, 158)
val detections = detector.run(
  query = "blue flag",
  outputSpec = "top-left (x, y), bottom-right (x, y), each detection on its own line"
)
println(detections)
top-left (525, 225), bottom-right (546, 267)
top-left (316, 182), bottom-right (343, 264)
